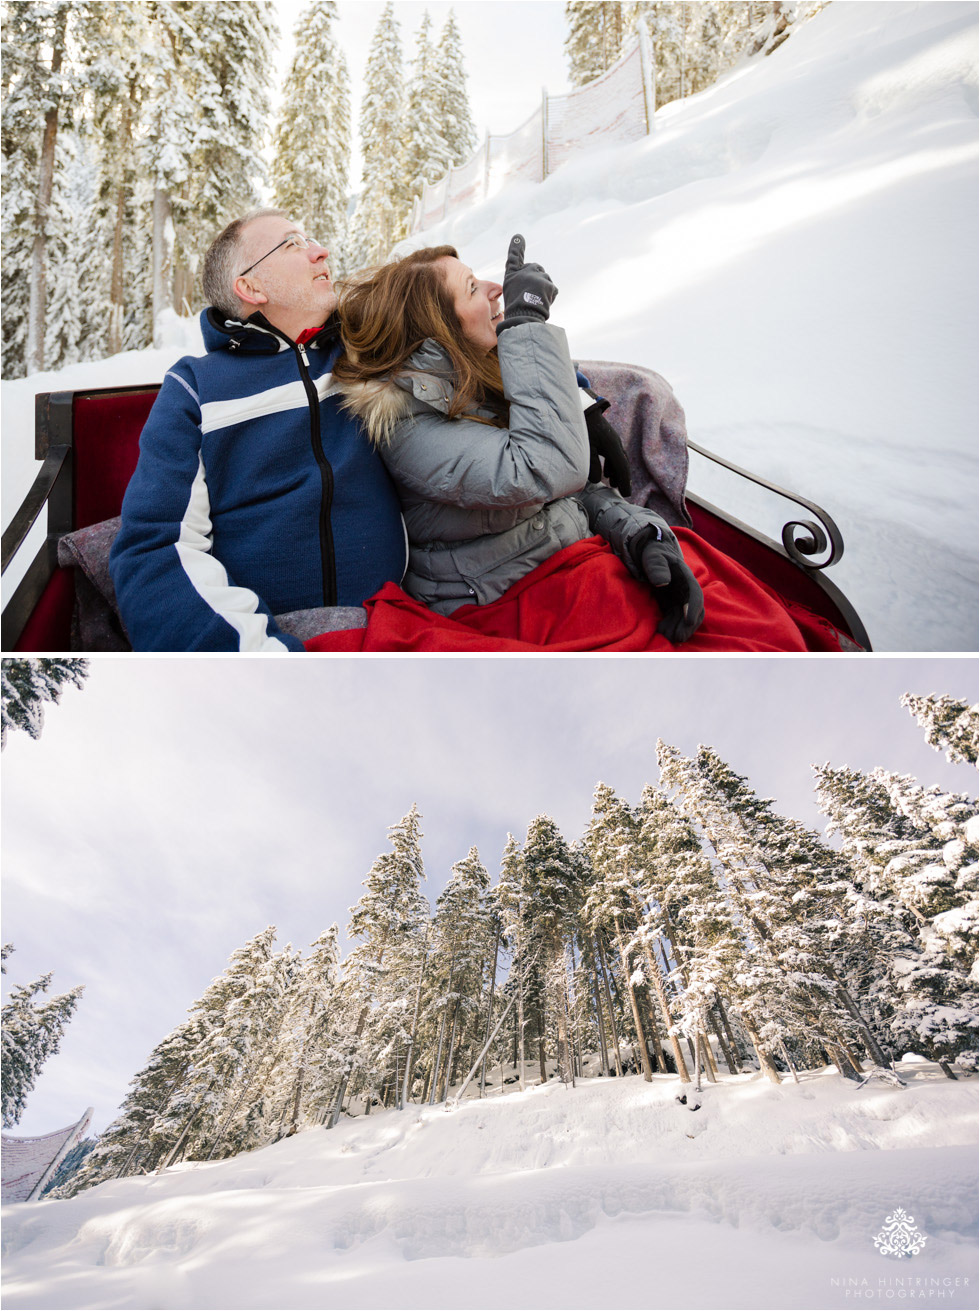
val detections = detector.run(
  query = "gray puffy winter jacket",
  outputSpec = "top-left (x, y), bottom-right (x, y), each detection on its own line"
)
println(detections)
top-left (338, 321), bottom-right (674, 614)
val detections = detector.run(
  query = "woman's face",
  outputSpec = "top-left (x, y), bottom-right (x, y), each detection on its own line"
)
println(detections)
top-left (438, 256), bottom-right (504, 354)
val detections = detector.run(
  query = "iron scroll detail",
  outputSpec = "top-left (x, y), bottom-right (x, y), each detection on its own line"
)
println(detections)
top-left (687, 438), bottom-right (845, 571)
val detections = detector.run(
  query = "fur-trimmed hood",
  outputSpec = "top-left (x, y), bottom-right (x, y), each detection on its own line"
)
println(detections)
top-left (337, 338), bottom-right (482, 447)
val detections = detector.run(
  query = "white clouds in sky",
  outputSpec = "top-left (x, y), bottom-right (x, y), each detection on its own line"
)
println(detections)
top-left (2, 654), bottom-right (977, 1135)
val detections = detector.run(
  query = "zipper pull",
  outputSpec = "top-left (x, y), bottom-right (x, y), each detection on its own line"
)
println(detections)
top-left (297, 342), bottom-right (310, 368)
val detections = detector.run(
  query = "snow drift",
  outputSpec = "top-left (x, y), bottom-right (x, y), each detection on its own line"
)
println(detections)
top-left (1, 1064), bottom-right (976, 1310)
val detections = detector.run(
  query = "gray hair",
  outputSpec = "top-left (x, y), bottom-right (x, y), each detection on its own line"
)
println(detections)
top-left (202, 208), bottom-right (287, 318)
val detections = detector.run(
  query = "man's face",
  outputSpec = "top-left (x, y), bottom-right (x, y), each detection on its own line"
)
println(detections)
top-left (235, 215), bottom-right (336, 332)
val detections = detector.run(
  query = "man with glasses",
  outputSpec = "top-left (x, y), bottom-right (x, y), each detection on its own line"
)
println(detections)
top-left (110, 209), bottom-right (408, 650)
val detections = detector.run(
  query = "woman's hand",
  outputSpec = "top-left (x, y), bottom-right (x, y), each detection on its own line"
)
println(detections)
top-left (496, 234), bottom-right (558, 333)
top-left (640, 534), bottom-right (706, 643)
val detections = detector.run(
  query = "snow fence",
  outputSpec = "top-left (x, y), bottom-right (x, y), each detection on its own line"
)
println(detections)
top-left (410, 26), bottom-right (656, 234)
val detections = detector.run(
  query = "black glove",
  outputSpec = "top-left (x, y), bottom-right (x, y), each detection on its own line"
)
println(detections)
top-left (640, 530), bottom-right (705, 644)
top-left (584, 401), bottom-right (632, 497)
top-left (496, 233), bottom-right (558, 333)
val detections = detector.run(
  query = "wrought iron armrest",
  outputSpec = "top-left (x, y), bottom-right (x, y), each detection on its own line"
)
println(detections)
top-left (686, 438), bottom-right (844, 570)
top-left (1, 444), bottom-right (73, 575)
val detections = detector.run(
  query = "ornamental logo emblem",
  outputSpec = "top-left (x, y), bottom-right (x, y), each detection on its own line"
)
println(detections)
top-left (873, 1208), bottom-right (928, 1259)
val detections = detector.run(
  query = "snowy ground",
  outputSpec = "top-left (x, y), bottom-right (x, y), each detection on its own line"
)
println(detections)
top-left (2, 1062), bottom-right (976, 1311)
top-left (2, 1), bottom-right (977, 651)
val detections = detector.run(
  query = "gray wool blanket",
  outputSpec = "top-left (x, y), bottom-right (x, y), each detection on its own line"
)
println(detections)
top-left (577, 360), bottom-right (692, 529)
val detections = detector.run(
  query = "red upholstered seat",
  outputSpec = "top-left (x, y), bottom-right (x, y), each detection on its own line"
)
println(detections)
top-left (7, 386), bottom-right (159, 652)
top-left (72, 390), bottom-right (156, 530)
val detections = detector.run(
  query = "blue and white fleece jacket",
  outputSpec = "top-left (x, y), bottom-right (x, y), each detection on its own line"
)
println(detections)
top-left (110, 310), bottom-right (408, 651)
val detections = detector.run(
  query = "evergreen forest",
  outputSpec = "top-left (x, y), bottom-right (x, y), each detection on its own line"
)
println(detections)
top-left (56, 691), bottom-right (978, 1199)
top-left (2, 0), bottom-right (824, 379)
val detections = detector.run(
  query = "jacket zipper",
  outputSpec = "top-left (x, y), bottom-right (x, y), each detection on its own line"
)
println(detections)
top-left (297, 341), bottom-right (337, 606)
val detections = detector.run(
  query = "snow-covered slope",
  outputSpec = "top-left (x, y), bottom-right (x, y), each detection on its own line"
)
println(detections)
top-left (2, 1065), bottom-right (976, 1310)
top-left (2, 2), bottom-right (976, 650)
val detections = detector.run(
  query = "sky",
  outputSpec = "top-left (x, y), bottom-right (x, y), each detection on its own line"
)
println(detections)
top-left (273, 1), bottom-right (572, 186)
top-left (2, 654), bottom-right (977, 1137)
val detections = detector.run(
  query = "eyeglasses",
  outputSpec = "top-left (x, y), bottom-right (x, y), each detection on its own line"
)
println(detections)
top-left (239, 232), bottom-right (324, 277)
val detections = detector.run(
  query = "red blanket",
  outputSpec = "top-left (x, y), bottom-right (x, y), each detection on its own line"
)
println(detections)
top-left (307, 533), bottom-right (850, 653)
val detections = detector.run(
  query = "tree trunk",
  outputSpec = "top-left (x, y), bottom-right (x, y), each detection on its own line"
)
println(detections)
top-left (441, 1002), bottom-right (461, 1102)
top-left (591, 956), bottom-right (610, 1076)
top-left (716, 998), bottom-right (746, 1069)
top-left (611, 920), bottom-right (653, 1082)
top-left (701, 1029), bottom-right (719, 1082)
top-left (27, 9), bottom-right (67, 375)
top-left (742, 1019), bottom-right (782, 1085)
top-left (552, 938), bottom-right (574, 1087)
top-left (158, 1080), bottom-right (217, 1171)
top-left (479, 927), bottom-right (501, 1097)
top-left (429, 943), bottom-right (458, 1105)
top-left (637, 933), bottom-right (688, 1080)
top-left (151, 187), bottom-right (174, 347)
top-left (830, 974), bottom-right (892, 1069)
top-left (286, 999), bottom-right (319, 1133)
top-left (327, 1002), bottom-right (370, 1129)
top-left (107, 88), bottom-right (135, 356)
top-left (709, 1006), bottom-right (740, 1074)
top-left (596, 936), bottom-right (624, 1076)
top-left (403, 937), bottom-right (429, 1109)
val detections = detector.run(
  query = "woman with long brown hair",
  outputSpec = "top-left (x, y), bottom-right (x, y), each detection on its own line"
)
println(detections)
top-left (326, 234), bottom-right (814, 652)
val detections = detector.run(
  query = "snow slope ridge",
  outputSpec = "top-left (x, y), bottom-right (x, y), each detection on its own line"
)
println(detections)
top-left (2, 1067), bottom-right (977, 1311)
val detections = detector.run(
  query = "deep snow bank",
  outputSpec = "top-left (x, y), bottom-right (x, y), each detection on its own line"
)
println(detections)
top-left (2, 1066), bottom-right (976, 1310)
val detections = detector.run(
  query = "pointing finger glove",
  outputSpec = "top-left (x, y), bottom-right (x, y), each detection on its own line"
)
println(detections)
top-left (497, 233), bottom-right (558, 333)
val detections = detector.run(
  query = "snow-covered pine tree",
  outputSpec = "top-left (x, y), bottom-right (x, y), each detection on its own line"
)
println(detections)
top-left (400, 12), bottom-right (452, 211)
top-left (522, 815), bottom-right (582, 1086)
top-left (272, 0), bottom-right (351, 271)
top-left (901, 693), bottom-right (979, 768)
top-left (422, 847), bottom-right (492, 1103)
top-left (141, 1), bottom-right (203, 337)
top-left (872, 769), bottom-right (978, 986)
top-left (1, 944), bottom-right (84, 1128)
top-left (150, 928), bottom-right (298, 1167)
top-left (43, 132), bottom-right (102, 370)
top-left (564, 0), bottom-right (631, 87)
top-left (170, 0), bottom-right (277, 314)
top-left (434, 9), bottom-right (476, 167)
top-left (634, 781), bottom-right (747, 1077)
top-left (1, 658), bottom-right (89, 750)
top-left (1, 0), bottom-right (73, 375)
top-left (492, 833), bottom-right (533, 1089)
top-left (55, 1016), bottom-right (207, 1192)
top-left (346, 0), bottom-right (407, 265)
top-left (267, 926), bottom-right (345, 1135)
top-left (328, 806), bottom-right (430, 1125)
top-left (656, 741), bottom-right (876, 1082)
top-left (814, 762), bottom-right (977, 1074)
top-left (140, 1), bottom-right (276, 340)
top-left (582, 783), bottom-right (685, 1082)
top-left (78, 0), bottom-right (153, 356)
top-left (634, 1), bottom-right (691, 106)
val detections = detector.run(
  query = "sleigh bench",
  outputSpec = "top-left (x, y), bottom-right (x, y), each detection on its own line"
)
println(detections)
top-left (0, 365), bottom-right (871, 651)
